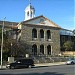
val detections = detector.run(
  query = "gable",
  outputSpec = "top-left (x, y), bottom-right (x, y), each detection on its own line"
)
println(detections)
top-left (22, 15), bottom-right (60, 28)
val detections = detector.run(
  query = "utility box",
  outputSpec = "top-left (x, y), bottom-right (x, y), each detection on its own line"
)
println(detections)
top-left (8, 57), bottom-right (14, 63)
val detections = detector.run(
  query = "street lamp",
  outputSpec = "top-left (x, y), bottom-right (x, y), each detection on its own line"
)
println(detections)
top-left (0, 17), bottom-right (6, 68)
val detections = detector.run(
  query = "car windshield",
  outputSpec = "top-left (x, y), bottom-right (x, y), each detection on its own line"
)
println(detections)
top-left (14, 60), bottom-right (20, 63)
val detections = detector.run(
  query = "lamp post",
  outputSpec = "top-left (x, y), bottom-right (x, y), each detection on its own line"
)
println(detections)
top-left (0, 17), bottom-right (6, 68)
top-left (11, 43), bottom-right (12, 57)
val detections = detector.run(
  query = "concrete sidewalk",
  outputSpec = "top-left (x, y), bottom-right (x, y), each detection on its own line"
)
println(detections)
top-left (35, 62), bottom-right (65, 67)
top-left (0, 62), bottom-right (65, 69)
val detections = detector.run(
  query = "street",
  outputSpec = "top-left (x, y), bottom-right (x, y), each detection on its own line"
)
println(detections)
top-left (0, 65), bottom-right (75, 75)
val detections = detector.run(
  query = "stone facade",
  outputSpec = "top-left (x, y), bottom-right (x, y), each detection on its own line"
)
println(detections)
top-left (0, 18), bottom-right (74, 56)
top-left (20, 23), bottom-right (60, 56)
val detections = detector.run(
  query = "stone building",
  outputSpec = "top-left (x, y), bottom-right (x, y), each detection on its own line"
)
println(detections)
top-left (16, 3), bottom-right (62, 56)
top-left (18, 15), bottom-right (61, 56)
top-left (0, 2), bottom-right (74, 56)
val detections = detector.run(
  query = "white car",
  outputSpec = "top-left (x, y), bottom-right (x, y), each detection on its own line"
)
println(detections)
top-left (66, 58), bottom-right (75, 65)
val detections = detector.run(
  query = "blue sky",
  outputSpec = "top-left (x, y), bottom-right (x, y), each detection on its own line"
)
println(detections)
top-left (0, 0), bottom-right (74, 30)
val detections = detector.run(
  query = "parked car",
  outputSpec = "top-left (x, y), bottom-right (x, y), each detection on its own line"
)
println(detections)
top-left (65, 58), bottom-right (75, 65)
top-left (6, 58), bottom-right (35, 69)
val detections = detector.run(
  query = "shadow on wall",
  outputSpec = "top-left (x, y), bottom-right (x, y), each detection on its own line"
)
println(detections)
top-left (0, 72), bottom-right (64, 75)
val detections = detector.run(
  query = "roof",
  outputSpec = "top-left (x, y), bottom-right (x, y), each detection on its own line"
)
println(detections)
top-left (0, 20), bottom-right (18, 26)
top-left (0, 20), bottom-right (18, 29)
top-left (21, 15), bottom-right (61, 28)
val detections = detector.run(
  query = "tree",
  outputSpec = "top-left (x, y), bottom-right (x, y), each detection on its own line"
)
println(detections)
top-left (73, 29), bottom-right (75, 34)
top-left (63, 41), bottom-right (74, 51)
top-left (3, 39), bottom-right (31, 59)
top-left (8, 40), bottom-right (31, 57)
top-left (0, 28), bottom-right (31, 60)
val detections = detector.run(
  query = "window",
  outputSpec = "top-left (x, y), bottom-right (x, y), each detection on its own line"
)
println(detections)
top-left (47, 30), bottom-right (51, 39)
top-left (40, 29), bottom-right (44, 38)
top-left (32, 44), bottom-right (37, 55)
top-left (47, 45), bottom-right (51, 55)
top-left (32, 29), bottom-right (37, 38)
top-left (27, 11), bottom-right (29, 16)
top-left (30, 11), bottom-right (32, 17)
top-left (40, 45), bottom-right (44, 54)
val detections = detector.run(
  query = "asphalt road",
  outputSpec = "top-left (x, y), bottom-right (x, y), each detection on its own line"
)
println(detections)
top-left (0, 65), bottom-right (75, 75)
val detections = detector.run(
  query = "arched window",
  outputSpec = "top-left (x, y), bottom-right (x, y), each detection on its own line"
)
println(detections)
top-left (30, 11), bottom-right (32, 17)
top-left (27, 11), bottom-right (29, 16)
top-left (47, 30), bottom-right (51, 39)
top-left (40, 29), bottom-right (44, 38)
top-left (47, 45), bottom-right (51, 55)
top-left (32, 44), bottom-right (37, 55)
top-left (40, 44), bottom-right (44, 54)
top-left (32, 29), bottom-right (37, 38)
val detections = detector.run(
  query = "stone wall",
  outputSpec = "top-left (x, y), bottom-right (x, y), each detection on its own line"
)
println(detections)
top-left (20, 24), bottom-right (60, 55)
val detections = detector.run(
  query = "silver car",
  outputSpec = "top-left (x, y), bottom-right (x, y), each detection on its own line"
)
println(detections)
top-left (66, 58), bottom-right (75, 65)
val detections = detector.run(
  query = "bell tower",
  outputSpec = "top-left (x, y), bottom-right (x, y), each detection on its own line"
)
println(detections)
top-left (24, 0), bottom-right (35, 20)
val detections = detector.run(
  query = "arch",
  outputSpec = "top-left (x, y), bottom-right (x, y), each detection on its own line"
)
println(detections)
top-left (32, 28), bottom-right (37, 38)
top-left (30, 11), bottom-right (32, 17)
top-left (40, 44), bottom-right (44, 54)
top-left (47, 45), bottom-right (51, 55)
top-left (47, 30), bottom-right (51, 39)
top-left (27, 11), bottom-right (29, 16)
top-left (32, 44), bottom-right (37, 55)
top-left (40, 29), bottom-right (44, 38)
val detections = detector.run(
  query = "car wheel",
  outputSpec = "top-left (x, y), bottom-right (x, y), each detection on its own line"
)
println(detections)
top-left (6, 66), bottom-right (10, 69)
top-left (71, 62), bottom-right (74, 64)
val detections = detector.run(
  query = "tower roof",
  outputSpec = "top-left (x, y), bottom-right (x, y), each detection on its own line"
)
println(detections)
top-left (24, 1), bottom-right (35, 20)
top-left (25, 4), bottom-right (35, 11)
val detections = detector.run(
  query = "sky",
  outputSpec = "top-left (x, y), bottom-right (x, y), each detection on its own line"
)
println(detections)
top-left (0, 0), bottom-right (74, 30)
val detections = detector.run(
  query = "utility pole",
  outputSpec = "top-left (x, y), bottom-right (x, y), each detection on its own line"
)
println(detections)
top-left (0, 17), bottom-right (6, 68)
